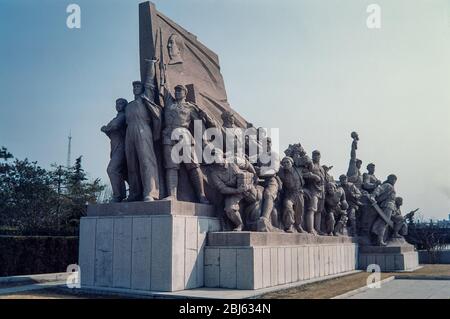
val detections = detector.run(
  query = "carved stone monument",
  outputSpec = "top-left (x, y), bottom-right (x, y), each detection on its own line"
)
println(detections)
top-left (344, 133), bottom-right (419, 271)
top-left (78, 2), bottom-right (419, 295)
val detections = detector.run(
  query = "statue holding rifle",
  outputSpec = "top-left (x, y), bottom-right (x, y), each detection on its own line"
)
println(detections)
top-left (157, 38), bottom-right (216, 203)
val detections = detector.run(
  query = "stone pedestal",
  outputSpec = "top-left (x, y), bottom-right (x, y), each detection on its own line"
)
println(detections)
top-left (358, 244), bottom-right (419, 272)
top-left (78, 200), bottom-right (220, 292)
top-left (204, 232), bottom-right (359, 290)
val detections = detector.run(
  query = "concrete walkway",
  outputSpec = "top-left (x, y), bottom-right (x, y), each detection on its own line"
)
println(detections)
top-left (0, 271), bottom-right (361, 299)
top-left (348, 279), bottom-right (450, 299)
top-left (0, 281), bottom-right (66, 296)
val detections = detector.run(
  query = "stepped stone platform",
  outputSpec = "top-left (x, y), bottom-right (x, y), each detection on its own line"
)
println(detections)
top-left (207, 231), bottom-right (357, 247)
top-left (204, 232), bottom-right (359, 290)
top-left (79, 200), bottom-right (220, 292)
top-left (358, 243), bottom-right (419, 272)
top-left (79, 200), bottom-right (417, 294)
top-left (86, 199), bottom-right (216, 217)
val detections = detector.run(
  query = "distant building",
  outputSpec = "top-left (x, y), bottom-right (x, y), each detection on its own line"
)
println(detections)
top-left (436, 218), bottom-right (450, 229)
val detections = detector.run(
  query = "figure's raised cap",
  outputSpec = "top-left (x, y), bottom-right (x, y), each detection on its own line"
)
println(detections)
top-left (174, 84), bottom-right (188, 93)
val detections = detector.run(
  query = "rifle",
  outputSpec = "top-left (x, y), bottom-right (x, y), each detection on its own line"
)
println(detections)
top-left (159, 28), bottom-right (166, 97)
top-left (404, 208), bottom-right (419, 221)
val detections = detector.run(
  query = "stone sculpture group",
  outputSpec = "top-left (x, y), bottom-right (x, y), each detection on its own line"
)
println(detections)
top-left (101, 8), bottom-right (418, 248)
top-left (103, 83), bottom-right (416, 246)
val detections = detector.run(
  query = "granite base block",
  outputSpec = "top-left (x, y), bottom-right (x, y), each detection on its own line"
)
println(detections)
top-left (358, 244), bottom-right (419, 272)
top-left (78, 201), bottom-right (220, 292)
top-left (204, 232), bottom-right (359, 290)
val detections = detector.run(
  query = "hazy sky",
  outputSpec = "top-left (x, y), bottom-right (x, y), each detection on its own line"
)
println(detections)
top-left (0, 0), bottom-right (449, 219)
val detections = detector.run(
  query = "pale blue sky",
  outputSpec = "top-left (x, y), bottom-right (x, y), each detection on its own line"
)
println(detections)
top-left (0, 0), bottom-right (449, 219)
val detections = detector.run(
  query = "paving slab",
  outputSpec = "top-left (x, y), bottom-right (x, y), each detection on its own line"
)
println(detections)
top-left (348, 279), bottom-right (450, 299)
top-left (0, 281), bottom-right (66, 296)
top-left (76, 270), bottom-right (361, 299)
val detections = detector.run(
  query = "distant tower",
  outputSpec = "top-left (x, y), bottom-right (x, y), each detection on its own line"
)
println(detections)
top-left (67, 131), bottom-right (72, 168)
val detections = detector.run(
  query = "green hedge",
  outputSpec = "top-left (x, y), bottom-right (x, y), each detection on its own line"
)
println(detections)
top-left (0, 236), bottom-right (79, 277)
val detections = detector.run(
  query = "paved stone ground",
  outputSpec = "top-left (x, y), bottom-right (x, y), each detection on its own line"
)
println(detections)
top-left (1, 265), bottom-right (449, 299)
top-left (0, 271), bottom-right (362, 299)
top-left (348, 279), bottom-right (450, 299)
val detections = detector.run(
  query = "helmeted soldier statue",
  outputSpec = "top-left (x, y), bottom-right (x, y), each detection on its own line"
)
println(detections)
top-left (161, 81), bottom-right (215, 204)
top-left (101, 98), bottom-right (128, 202)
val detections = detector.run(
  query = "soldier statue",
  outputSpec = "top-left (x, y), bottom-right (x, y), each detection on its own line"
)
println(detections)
top-left (255, 137), bottom-right (282, 232)
top-left (160, 78), bottom-right (216, 204)
top-left (369, 174), bottom-right (398, 246)
top-left (125, 59), bottom-right (162, 202)
top-left (339, 174), bottom-right (362, 236)
top-left (362, 163), bottom-right (381, 193)
top-left (303, 150), bottom-right (326, 235)
top-left (324, 182), bottom-right (349, 236)
top-left (101, 98), bottom-right (128, 202)
top-left (391, 197), bottom-right (418, 238)
top-left (302, 155), bottom-right (325, 235)
top-left (277, 156), bottom-right (305, 233)
top-left (210, 151), bottom-right (258, 231)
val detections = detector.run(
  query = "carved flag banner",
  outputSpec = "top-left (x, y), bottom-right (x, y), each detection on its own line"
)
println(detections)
top-left (139, 1), bottom-right (248, 128)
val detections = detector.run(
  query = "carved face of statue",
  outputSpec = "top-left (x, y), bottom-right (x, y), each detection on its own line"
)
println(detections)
top-left (387, 174), bottom-right (397, 186)
top-left (281, 157), bottom-right (293, 170)
top-left (133, 83), bottom-right (144, 96)
top-left (367, 164), bottom-right (375, 174)
top-left (356, 159), bottom-right (362, 169)
top-left (304, 159), bottom-right (313, 171)
top-left (222, 112), bottom-right (235, 127)
top-left (326, 183), bottom-right (336, 194)
top-left (257, 127), bottom-right (267, 141)
top-left (395, 197), bottom-right (403, 207)
top-left (292, 154), bottom-right (303, 167)
top-left (312, 151), bottom-right (321, 164)
top-left (174, 87), bottom-right (187, 101)
top-left (211, 150), bottom-right (225, 167)
top-left (116, 99), bottom-right (127, 112)
top-left (168, 34), bottom-right (182, 64)
top-left (339, 175), bottom-right (348, 185)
